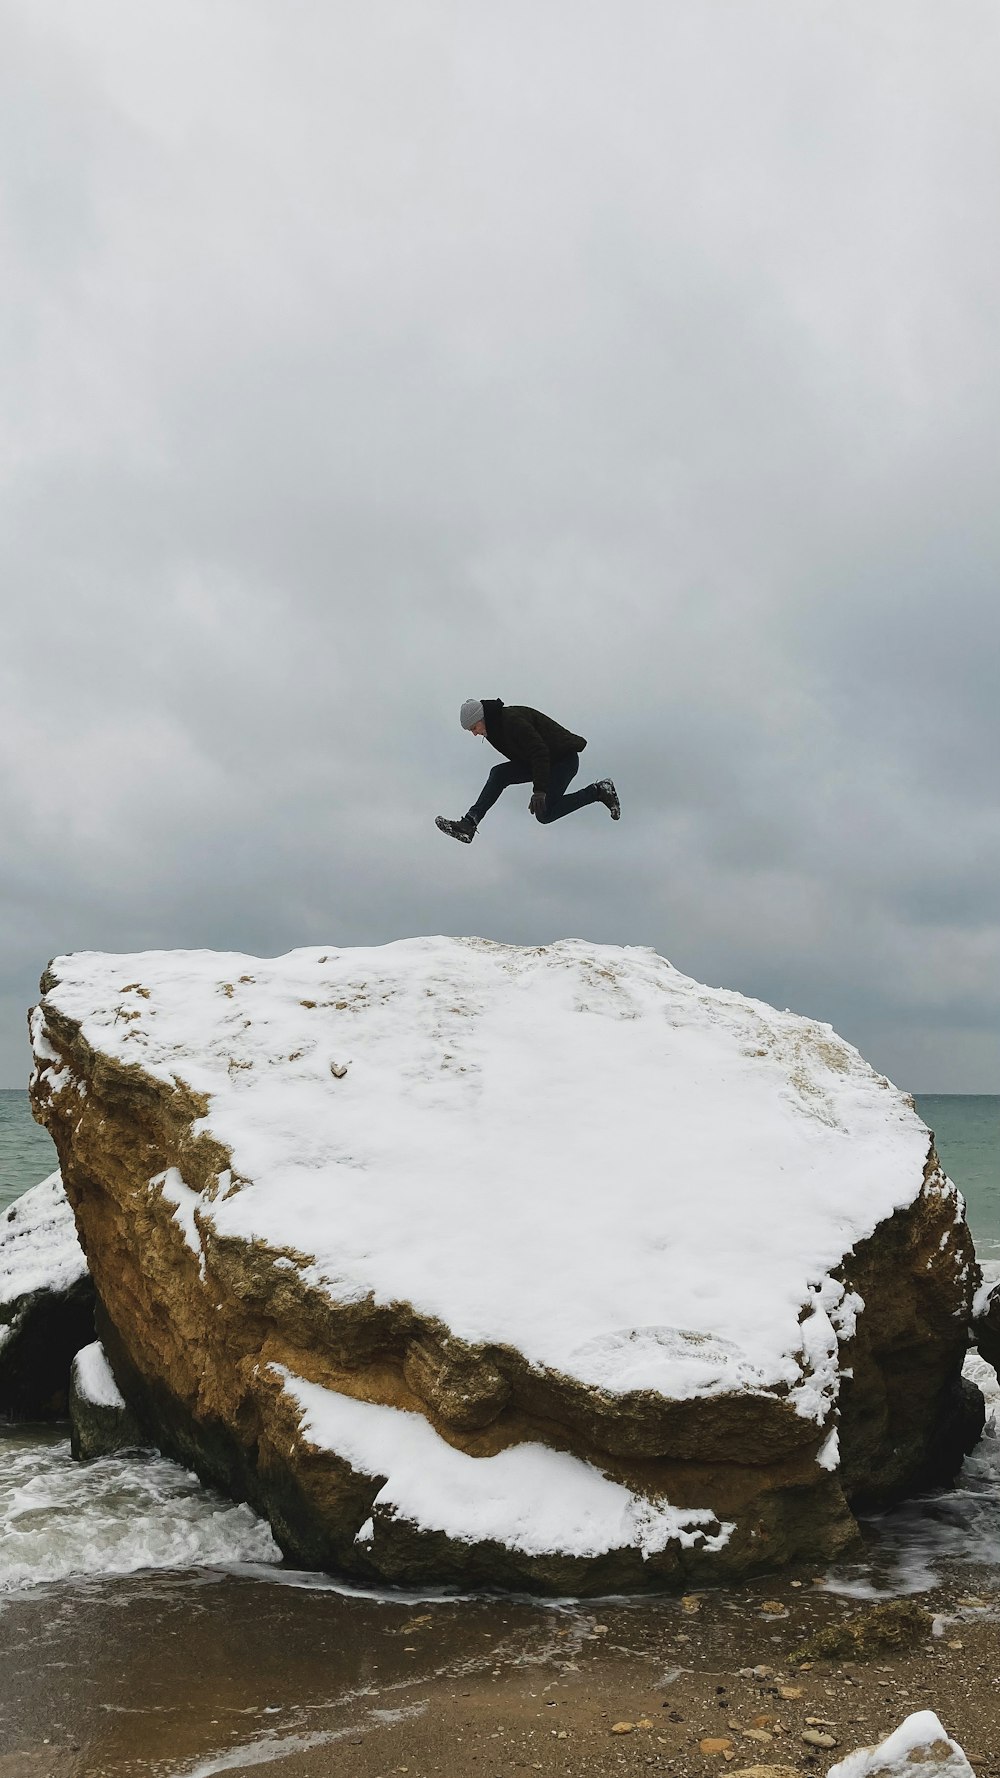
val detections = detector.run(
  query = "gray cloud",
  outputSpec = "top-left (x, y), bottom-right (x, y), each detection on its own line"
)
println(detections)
top-left (1, 0), bottom-right (998, 1091)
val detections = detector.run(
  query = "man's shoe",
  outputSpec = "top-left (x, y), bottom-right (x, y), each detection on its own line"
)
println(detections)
top-left (435, 814), bottom-right (477, 844)
top-left (595, 779), bottom-right (620, 820)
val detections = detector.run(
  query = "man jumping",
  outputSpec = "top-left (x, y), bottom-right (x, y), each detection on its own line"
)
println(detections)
top-left (435, 698), bottom-right (620, 843)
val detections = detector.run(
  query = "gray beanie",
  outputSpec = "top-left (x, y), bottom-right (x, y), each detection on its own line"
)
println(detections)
top-left (460, 698), bottom-right (485, 731)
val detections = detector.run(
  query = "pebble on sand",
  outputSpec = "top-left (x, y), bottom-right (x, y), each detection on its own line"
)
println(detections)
top-left (802, 1727), bottom-right (839, 1748)
top-left (731, 1768), bottom-right (800, 1778)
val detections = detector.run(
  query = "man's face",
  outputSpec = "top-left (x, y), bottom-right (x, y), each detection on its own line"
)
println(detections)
top-left (470, 721), bottom-right (487, 737)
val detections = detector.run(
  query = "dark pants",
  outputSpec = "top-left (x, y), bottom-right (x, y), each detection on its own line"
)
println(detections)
top-left (468, 753), bottom-right (601, 825)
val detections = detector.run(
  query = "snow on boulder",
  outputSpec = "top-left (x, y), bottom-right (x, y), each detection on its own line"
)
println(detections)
top-left (971, 1270), bottom-right (1000, 1387)
top-left (827, 1710), bottom-right (974, 1777)
top-left (70, 1339), bottom-right (146, 1460)
top-left (29, 937), bottom-right (981, 1592)
top-left (0, 1171), bottom-right (95, 1417)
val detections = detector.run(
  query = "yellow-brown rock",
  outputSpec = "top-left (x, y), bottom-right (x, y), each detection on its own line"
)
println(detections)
top-left (29, 937), bottom-right (983, 1593)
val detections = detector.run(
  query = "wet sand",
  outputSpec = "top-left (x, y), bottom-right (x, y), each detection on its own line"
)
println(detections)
top-left (2, 1565), bottom-right (999, 1778)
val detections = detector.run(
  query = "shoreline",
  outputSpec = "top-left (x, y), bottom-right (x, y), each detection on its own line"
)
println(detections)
top-left (2, 1562), bottom-right (999, 1776)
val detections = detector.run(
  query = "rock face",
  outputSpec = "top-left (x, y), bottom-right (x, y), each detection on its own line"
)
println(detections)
top-left (0, 1171), bottom-right (95, 1417)
top-left (29, 938), bottom-right (981, 1593)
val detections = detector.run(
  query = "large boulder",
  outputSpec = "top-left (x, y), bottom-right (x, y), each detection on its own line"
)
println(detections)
top-left (29, 937), bottom-right (981, 1592)
top-left (0, 1170), bottom-right (95, 1417)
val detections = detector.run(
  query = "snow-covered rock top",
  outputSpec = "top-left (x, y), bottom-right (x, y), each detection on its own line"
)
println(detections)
top-left (35, 937), bottom-right (946, 1423)
top-left (71, 1341), bottom-right (126, 1411)
top-left (0, 1172), bottom-right (87, 1311)
top-left (827, 1710), bottom-right (973, 1777)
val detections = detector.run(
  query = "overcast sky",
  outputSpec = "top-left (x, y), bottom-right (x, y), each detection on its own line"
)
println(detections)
top-left (2, 0), bottom-right (998, 1092)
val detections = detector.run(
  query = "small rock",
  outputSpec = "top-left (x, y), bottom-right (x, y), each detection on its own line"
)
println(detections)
top-left (752, 1665), bottom-right (773, 1679)
top-left (611, 1722), bottom-right (634, 1735)
top-left (681, 1594), bottom-right (702, 1613)
top-left (731, 1769), bottom-right (800, 1778)
top-left (776, 1686), bottom-right (802, 1701)
top-left (801, 1729), bottom-right (838, 1749)
top-left (760, 1601), bottom-right (786, 1616)
top-left (730, 1768), bottom-right (800, 1778)
top-left (699, 1738), bottom-right (735, 1756)
top-left (743, 1728), bottom-right (774, 1743)
top-left (635, 1718), bottom-right (655, 1730)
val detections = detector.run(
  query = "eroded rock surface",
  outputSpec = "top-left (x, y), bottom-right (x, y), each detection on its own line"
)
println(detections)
top-left (29, 938), bottom-right (981, 1592)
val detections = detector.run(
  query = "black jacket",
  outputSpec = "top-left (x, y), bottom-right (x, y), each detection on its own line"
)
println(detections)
top-left (481, 699), bottom-right (587, 792)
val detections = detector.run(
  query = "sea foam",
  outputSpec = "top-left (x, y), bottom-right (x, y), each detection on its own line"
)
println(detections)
top-left (0, 1428), bottom-right (279, 1594)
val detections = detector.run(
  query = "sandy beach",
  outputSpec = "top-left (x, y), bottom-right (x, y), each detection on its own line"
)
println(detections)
top-left (2, 1563), bottom-right (999, 1778)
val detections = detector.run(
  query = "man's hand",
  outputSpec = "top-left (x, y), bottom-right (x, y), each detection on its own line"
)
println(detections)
top-left (529, 791), bottom-right (547, 821)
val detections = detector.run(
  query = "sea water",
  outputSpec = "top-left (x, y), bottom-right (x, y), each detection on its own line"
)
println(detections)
top-left (916, 1094), bottom-right (1000, 1261)
top-left (0, 1090), bottom-right (998, 1602)
top-left (0, 1089), bottom-right (57, 1210)
top-left (0, 1424), bottom-right (280, 1591)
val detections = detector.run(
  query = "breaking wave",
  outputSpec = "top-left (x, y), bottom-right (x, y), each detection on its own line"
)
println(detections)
top-left (0, 1427), bottom-right (279, 1594)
